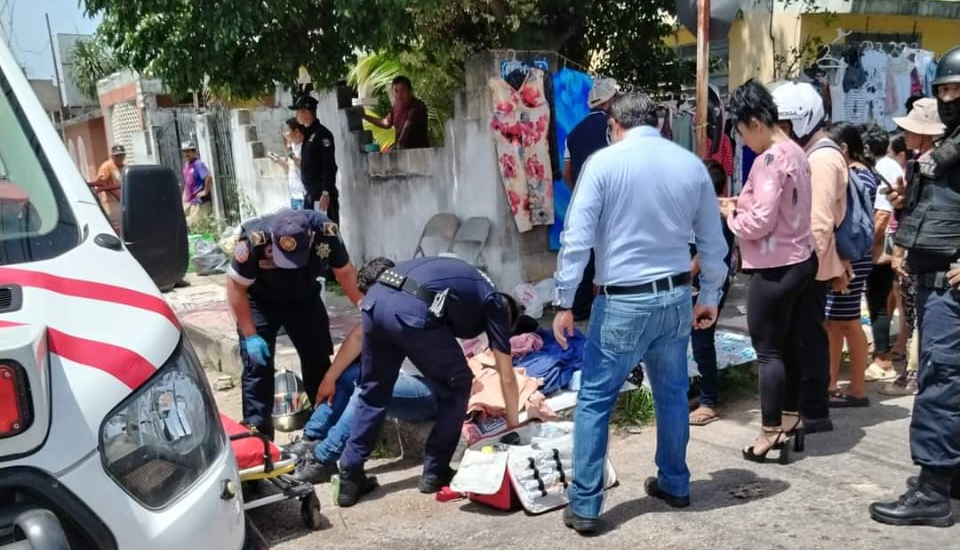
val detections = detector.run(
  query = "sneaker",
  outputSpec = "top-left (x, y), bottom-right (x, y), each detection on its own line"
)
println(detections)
top-left (880, 371), bottom-right (918, 396)
top-left (291, 457), bottom-right (338, 484)
top-left (418, 466), bottom-right (457, 494)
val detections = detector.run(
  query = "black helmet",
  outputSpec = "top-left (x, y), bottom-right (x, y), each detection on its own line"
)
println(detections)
top-left (933, 46), bottom-right (960, 88)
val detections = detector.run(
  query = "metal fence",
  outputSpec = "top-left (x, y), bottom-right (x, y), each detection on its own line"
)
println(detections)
top-left (208, 107), bottom-right (241, 225)
top-left (153, 108), bottom-right (197, 190)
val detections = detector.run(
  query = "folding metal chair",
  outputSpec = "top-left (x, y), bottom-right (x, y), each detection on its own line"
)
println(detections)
top-left (448, 216), bottom-right (492, 268)
top-left (413, 213), bottom-right (461, 258)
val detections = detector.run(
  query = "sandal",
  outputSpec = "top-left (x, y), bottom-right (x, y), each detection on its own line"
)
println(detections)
top-left (689, 406), bottom-right (720, 426)
top-left (829, 390), bottom-right (870, 408)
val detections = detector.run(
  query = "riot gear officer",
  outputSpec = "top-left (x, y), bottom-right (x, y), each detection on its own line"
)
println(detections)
top-left (870, 46), bottom-right (960, 528)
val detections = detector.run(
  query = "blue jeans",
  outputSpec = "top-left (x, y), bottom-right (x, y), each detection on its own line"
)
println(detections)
top-left (303, 362), bottom-right (437, 463)
top-left (570, 286), bottom-right (693, 519)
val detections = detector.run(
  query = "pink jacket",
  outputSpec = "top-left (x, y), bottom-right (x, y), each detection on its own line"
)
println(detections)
top-left (728, 140), bottom-right (815, 270)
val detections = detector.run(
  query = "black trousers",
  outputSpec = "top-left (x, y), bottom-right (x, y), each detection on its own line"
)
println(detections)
top-left (746, 256), bottom-right (819, 427)
top-left (866, 264), bottom-right (896, 355)
top-left (239, 294), bottom-right (333, 439)
top-left (572, 251), bottom-right (596, 321)
top-left (910, 284), bottom-right (960, 473)
top-left (798, 278), bottom-right (831, 422)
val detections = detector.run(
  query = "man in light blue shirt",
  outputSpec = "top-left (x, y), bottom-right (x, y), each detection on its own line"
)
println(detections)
top-left (552, 92), bottom-right (729, 535)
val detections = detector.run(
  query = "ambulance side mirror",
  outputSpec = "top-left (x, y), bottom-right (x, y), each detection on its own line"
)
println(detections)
top-left (121, 165), bottom-right (189, 292)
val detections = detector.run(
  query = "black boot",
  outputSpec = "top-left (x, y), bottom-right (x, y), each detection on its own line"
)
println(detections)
top-left (870, 470), bottom-right (954, 527)
top-left (418, 466), bottom-right (457, 494)
top-left (335, 471), bottom-right (379, 508)
top-left (905, 471), bottom-right (960, 500)
top-left (291, 457), bottom-right (338, 484)
top-left (562, 505), bottom-right (599, 535)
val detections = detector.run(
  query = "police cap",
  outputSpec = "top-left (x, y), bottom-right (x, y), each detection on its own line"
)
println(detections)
top-left (270, 210), bottom-right (313, 269)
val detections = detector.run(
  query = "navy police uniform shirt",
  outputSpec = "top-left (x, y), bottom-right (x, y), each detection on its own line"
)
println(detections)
top-left (301, 120), bottom-right (338, 198)
top-left (228, 210), bottom-right (348, 304)
top-left (390, 257), bottom-right (513, 354)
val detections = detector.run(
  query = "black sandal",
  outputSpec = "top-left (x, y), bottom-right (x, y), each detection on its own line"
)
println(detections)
top-left (829, 391), bottom-right (870, 409)
top-left (742, 429), bottom-right (792, 465)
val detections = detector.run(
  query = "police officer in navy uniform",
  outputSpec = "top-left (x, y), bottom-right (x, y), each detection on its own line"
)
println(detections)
top-left (290, 94), bottom-right (340, 223)
top-left (870, 46), bottom-right (960, 527)
top-left (335, 256), bottom-right (522, 507)
top-left (227, 209), bottom-right (362, 439)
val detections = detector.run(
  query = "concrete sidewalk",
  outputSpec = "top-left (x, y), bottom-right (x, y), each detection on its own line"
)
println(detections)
top-left (165, 273), bottom-right (360, 377)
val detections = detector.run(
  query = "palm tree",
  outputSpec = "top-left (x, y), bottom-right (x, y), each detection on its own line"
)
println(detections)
top-left (70, 36), bottom-right (121, 101)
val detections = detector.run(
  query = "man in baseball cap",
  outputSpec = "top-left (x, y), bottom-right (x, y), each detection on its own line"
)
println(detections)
top-left (561, 77), bottom-right (620, 323)
top-left (270, 210), bottom-right (314, 269)
top-left (93, 144), bottom-right (127, 231)
top-left (289, 93), bottom-right (340, 223)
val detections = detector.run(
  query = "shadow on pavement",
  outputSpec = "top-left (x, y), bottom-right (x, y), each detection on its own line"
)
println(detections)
top-left (602, 468), bottom-right (790, 532)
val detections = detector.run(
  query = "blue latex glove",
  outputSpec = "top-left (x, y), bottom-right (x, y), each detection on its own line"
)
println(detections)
top-left (243, 335), bottom-right (271, 366)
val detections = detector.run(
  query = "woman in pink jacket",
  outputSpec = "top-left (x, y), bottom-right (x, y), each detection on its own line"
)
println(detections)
top-left (721, 80), bottom-right (819, 464)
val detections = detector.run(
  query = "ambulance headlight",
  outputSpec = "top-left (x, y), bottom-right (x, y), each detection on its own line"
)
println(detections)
top-left (99, 339), bottom-right (226, 509)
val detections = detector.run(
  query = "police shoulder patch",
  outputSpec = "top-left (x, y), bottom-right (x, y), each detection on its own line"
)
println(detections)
top-left (249, 231), bottom-right (267, 247)
top-left (316, 243), bottom-right (331, 259)
top-left (234, 241), bottom-right (250, 263)
top-left (322, 222), bottom-right (339, 237)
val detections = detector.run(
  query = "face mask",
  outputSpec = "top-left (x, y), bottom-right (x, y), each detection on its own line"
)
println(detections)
top-left (938, 96), bottom-right (960, 131)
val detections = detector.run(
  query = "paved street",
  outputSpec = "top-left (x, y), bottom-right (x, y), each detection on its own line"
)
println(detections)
top-left (175, 272), bottom-right (948, 550)
top-left (212, 381), bottom-right (956, 550)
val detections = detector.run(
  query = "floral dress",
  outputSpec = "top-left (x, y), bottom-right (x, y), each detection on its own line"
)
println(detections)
top-left (489, 69), bottom-right (555, 232)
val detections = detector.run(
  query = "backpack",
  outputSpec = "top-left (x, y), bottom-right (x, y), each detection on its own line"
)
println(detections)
top-left (808, 140), bottom-right (876, 261)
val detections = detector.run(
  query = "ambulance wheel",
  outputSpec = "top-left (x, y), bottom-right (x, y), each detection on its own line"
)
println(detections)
top-left (301, 492), bottom-right (323, 530)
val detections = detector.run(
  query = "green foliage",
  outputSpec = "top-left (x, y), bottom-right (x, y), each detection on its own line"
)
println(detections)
top-left (83, 0), bottom-right (680, 100)
top-left (613, 387), bottom-right (656, 427)
top-left (70, 34), bottom-right (122, 100)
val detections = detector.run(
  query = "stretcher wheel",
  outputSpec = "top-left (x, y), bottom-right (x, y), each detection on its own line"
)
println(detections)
top-left (300, 492), bottom-right (323, 530)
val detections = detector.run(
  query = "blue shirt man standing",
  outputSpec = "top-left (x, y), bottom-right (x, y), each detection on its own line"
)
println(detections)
top-left (562, 78), bottom-right (618, 321)
top-left (552, 92), bottom-right (729, 534)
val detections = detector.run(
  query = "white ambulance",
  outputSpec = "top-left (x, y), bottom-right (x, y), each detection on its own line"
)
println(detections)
top-left (0, 36), bottom-right (266, 549)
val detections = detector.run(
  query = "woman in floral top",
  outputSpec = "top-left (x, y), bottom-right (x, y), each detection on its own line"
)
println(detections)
top-left (721, 80), bottom-right (818, 464)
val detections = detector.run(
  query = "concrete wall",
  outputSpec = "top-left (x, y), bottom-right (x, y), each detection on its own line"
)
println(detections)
top-left (63, 114), bottom-right (108, 181)
top-left (219, 51), bottom-right (559, 291)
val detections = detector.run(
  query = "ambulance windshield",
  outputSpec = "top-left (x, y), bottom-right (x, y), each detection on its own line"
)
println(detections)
top-left (0, 69), bottom-right (80, 265)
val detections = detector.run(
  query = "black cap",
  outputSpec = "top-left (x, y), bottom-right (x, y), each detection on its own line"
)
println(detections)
top-left (111, 145), bottom-right (126, 155)
top-left (289, 95), bottom-right (319, 111)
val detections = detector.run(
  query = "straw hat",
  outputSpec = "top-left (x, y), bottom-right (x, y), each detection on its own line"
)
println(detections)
top-left (893, 98), bottom-right (946, 136)
top-left (588, 78), bottom-right (619, 108)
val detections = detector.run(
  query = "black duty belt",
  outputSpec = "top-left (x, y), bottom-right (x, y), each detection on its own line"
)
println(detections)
top-left (916, 271), bottom-right (957, 290)
top-left (377, 269), bottom-right (437, 303)
top-left (599, 273), bottom-right (692, 296)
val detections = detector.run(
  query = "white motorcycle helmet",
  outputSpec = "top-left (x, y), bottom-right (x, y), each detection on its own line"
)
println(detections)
top-left (272, 369), bottom-right (311, 433)
top-left (770, 80), bottom-right (826, 140)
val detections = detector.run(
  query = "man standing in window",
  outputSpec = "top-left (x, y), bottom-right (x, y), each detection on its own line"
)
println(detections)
top-left (291, 95), bottom-right (340, 223)
top-left (364, 76), bottom-right (430, 150)
top-left (553, 93), bottom-right (729, 535)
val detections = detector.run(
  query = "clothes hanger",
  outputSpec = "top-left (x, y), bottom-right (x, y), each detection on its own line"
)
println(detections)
top-left (816, 45), bottom-right (843, 69)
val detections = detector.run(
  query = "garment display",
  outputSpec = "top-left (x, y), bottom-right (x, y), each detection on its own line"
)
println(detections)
top-left (885, 50), bottom-right (914, 130)
top-left (705, 134), bottom-right (735, 177)
top-left (490, 69), bottom-right (556, 233)
top-left (549, 67), bottom-right (593, 250)
top-left (828, 44), bottom-right (938, 127)
top-left (673, 112), bottom-right (694, 151)
top-left (830, 63), bottom-right (847, 123)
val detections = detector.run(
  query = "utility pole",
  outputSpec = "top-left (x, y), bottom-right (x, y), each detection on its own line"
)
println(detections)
top-left (45, 13), bottom-right (66, 139)
top-left (695, 0), bottom-right (711, 158)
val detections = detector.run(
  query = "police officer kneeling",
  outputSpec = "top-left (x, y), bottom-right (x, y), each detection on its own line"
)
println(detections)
top-left (335, 256), bottom-right (522, 507)
top-left (870, 46), bottom-right (960, 527)
top-left (227, 209), bottom-right (362, 439)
